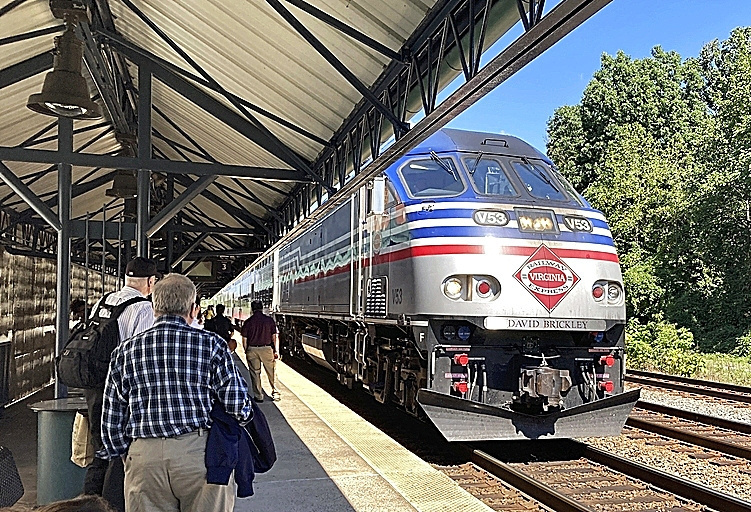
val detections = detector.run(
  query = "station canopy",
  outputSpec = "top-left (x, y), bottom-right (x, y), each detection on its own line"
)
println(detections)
top-left (0, 0), bottom-right (603, 288)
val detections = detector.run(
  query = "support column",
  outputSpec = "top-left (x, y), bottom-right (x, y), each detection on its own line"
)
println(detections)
top-left (136, 169), bottom-right (149, 257)
top-left (165, 176), bottom-right (174, 272)
top-left (136, 60), bottom-right (152, 258)
top-left (55, 118), bottom-right (73, 399)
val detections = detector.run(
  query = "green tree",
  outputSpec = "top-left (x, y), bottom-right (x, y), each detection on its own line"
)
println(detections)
top-left (546, 34), bottom-right (751, 353)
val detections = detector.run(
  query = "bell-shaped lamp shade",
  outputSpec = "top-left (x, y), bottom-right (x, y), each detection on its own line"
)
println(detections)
top-left (27, 23), bottom-right (101, 119)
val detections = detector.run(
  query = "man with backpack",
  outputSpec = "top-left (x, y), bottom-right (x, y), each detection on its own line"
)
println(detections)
top-left (79, 257), bottom-right (160, 511)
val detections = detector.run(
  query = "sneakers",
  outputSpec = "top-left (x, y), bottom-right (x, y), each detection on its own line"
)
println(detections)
top-left (272, 391), bottom-right (281, 401)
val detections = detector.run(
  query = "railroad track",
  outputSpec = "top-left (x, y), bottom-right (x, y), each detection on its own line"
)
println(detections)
top-left (626, 369), bottom-right (751, 404)
top-left (459, 441), bottom-right (751, 512)
top-left (628, 401), bottom-right (751, 460)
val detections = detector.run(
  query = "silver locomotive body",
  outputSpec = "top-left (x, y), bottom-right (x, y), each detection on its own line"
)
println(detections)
top-left (214, 129), bottom-right (639, 440)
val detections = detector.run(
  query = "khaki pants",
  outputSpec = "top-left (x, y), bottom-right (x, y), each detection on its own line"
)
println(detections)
top-left (245, 346), bottom-right (276, 400)
top-left (124, 431), bottom-right (235, 512)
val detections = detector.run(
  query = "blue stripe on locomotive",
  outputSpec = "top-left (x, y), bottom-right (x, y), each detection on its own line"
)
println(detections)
top-left (403, 208), bottom-right (610, 229)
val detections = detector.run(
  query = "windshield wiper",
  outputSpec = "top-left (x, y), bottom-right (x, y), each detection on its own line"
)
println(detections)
top-left (522, 156), bottom-right (559, 192)
top-left (430, 151), bottom-right (457, 181)
top-left (468, 152), bottom-right (483, 175)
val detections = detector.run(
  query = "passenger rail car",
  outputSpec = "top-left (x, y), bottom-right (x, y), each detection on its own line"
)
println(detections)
top-left (212, 129), bottom-right (639, 441)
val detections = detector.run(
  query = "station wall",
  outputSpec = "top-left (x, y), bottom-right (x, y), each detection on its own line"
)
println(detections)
top-left (0, 247), bottom-right (118, 405)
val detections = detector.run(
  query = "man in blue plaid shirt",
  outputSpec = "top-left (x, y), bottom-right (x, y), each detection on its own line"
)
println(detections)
top-left (100, 274), bottom-right (251, 512)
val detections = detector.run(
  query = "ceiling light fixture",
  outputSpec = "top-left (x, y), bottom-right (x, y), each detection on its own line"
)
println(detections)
top-left (27, 2), bottom-right (101, 119)
top-left (106, 170), bottom-right (138, 199)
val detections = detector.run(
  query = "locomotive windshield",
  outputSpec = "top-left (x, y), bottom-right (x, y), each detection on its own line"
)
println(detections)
top-left (398, 157), bottom-right (465, 198)
top-left (511, 160), bottom-right (568, 201)
top-left (464, 157), bottom-right (518, 197)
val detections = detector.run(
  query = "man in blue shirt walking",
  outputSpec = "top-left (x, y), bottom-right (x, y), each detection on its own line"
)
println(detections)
top-left (100, 274), bottom-right (251, 512)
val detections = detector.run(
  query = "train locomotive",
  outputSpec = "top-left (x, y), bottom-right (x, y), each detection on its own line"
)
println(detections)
top-left (212, 128), bottom-right (640, 441)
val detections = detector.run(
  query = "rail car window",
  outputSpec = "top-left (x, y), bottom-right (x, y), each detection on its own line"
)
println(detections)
top-left (511, 161), bottom-right (568, 202)
top-left (464, 157), bottom-right (517, 197)
top-left (398, 157), bottom-right (465, 198)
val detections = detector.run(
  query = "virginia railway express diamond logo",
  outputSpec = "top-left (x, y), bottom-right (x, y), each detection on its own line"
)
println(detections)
top-left (514, 245), bottom-right (579, 312)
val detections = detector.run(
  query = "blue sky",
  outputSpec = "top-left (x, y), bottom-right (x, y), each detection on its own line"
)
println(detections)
top-left (445, 0), bottom-right (751, 152)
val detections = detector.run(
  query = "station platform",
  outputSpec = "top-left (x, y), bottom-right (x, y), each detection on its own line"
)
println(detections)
top-left (1, 360), bottom-right (491, 512)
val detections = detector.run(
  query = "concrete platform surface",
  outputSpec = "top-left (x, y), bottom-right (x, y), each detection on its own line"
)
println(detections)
top-left (1, 360), bottom-right (491, 512)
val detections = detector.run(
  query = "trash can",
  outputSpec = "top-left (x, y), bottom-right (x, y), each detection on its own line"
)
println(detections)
top-left (30, 397), bottom-right (87, 505)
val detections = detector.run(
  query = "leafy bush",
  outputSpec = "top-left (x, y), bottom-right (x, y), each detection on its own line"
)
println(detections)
top-left (626, 318), bottom-right (703, 376)
top-left (733, 330), bottom-right (751, 358)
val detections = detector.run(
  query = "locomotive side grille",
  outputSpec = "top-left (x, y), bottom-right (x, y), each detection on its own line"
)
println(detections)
top-left (365, 276), bottom-right (388, 317)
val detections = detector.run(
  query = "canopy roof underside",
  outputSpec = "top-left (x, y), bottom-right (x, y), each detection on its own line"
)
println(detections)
top-left (0, 0), bottom-right (529, 263)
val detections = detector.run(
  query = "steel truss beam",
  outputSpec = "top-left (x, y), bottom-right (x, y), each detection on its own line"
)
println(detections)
top-left (282, 0), bottom-right (404, 62)
top-left (187, 249), bottom-right (264, 258)
top-left (266, 0), bottom-right (409, 133)
top-left (171, 233), bottom-right (209, 269)
top-left (0, 51), bottom-right (53, 90)
top-left (79, 21), bottom-right (136, 141)
top-left (172, 175), bottom-right (269, 236)
top-left (151, 126), bottom-right (281, 230)
top-left (111, 0), bottom-right (333, 192)
top-left (516, 0), bottom-right (546, 30)
top-left (163, 224), bottom-right (259, 235)
top-left (0, 25), bottom-right (64, 46)
top-left (0, 161), bottom-right (61, 231)
top-left (0, 0), bottom-right (30, 18)
top-left (273, 0), bottom-right (510, 235)
top-left (95, 35), bottom-right (316, 183)
top-left (0, 145), bottom-right (309, 180)
top-left (3, 125), bottom-right (117, 209)
top-left (274, 0), bottom-right (609, 240)
top-left (146, 175), bottom-right (216, 237)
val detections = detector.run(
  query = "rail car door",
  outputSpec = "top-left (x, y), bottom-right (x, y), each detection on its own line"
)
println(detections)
top-left (351, 180), bottom-right (388, 317)
top-left (350, 190), bottom-right (365, 317)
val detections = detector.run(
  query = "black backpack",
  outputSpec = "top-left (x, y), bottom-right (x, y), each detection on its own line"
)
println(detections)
top-left (57, 293), bottom-right (149, 389)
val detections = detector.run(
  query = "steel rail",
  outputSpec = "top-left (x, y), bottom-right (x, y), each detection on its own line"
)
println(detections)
top-left (636, 400), bottom-right (751, 434)
top-left (467, 448), bottom-right (594, 512)
top-left (628, 369), bottom-right (751, 395)
top-left (580, 442), bottom-right (751, 512)
top-left (627, 373), bottom-right (751, 404)
top-left (626, 415), bottom-right (751, 460)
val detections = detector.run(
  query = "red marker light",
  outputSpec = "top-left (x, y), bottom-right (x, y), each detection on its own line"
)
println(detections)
top-left (599, 381), bottom-right (614, 393)
top-left (600, 355), bottom-right (615, 367)
top-left (477, 280), bottom-right (491, 296)
top-left (455, 381), bottom-right (469, 394)
top-left (592, 285), bottom-right (604, 299)
top-left (454, 353), bottom-right (469, 366)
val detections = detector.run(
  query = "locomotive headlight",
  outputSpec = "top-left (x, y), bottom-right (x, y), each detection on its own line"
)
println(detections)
top-left (593, 280), bottom-right (623, 305)
top-left (607, 283), bottom-right (624, 304)
top-left (443, 277), bottom-right (463, 300)
top-left (515, 208), bottom-right (559, 234)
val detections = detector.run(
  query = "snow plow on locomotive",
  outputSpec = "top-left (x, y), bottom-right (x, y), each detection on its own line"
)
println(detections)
top-left (212, 129), bottom-right (639, 441)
